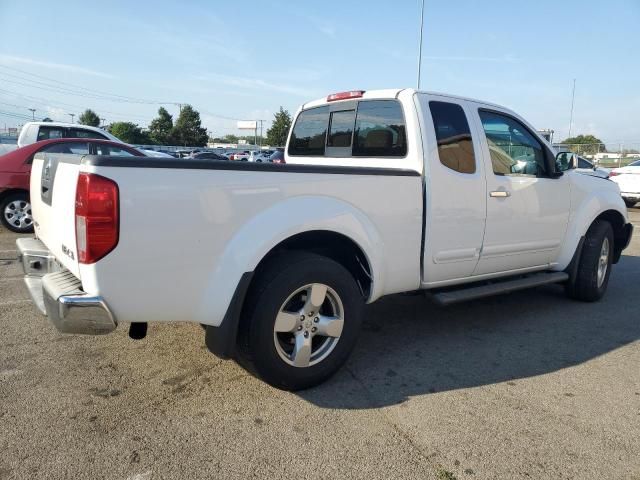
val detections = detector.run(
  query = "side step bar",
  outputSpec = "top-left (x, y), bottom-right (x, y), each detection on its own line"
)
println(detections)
top-left (430, 272), bottom-right (569, 306)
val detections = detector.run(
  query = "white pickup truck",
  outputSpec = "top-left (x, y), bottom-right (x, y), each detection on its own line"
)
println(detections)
top-left (18, 88), bottom-right (633, 390)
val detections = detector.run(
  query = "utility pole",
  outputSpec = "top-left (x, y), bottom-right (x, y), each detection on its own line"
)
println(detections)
top-left (417, 0), bottom-right (425, 89)
top-left (100, 118), bottom-right (106, 128)
top-left (68, 113), bottom-right (75, 123)
top-left (28, 108), bottom-right (36, 120)
top-left (568, 78), bottom-right (576, 139)
top-left (257, 120), bottom-right (265, 147)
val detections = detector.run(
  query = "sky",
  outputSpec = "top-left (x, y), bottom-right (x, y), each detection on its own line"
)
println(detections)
top-left (0, 0), bottom-right (638, 146)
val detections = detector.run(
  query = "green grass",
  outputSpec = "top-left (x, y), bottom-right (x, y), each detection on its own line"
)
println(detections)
top-left (436, 468), bottom-right (458, 480)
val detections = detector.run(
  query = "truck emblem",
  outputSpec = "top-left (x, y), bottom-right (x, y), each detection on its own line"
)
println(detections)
top-left (61, 244), bottom-right (75, 260)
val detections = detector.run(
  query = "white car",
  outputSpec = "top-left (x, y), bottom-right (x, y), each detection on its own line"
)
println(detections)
top-left (17, 122), bottom-right (121, 148)
top-left (248, 150), bottom-right (274, 162)
top-left (609, 159), bottom-right (640, 207)
top-left (18, 88), bottom-right (633, 390)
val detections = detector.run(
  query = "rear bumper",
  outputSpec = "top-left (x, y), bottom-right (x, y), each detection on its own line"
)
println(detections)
top-left (16, 238), bottom-right (117, 335)
top-left (621, 192), bottom-right (640, 199)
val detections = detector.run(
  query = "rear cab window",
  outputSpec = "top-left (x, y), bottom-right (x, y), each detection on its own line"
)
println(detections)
top-left (41, 142), bottom-right (90, 155)
top-left (288, 99), bottom-right (407, 158)
top-left (68, 128), bottom-right (108, 140)
top-left (94, 144), bottom-right (137, 156)
top-left (37, 126), bottom-right (64, 141)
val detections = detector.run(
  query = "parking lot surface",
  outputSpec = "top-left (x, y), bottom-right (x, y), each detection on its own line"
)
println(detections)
top-left (1, 210), bottom-right (639, 480)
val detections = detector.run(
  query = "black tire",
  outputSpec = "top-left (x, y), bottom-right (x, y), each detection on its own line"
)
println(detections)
top-left (623, 199), bottom-right (637, 208)
top-left (566, 220), bottom-right (613, 302)
top-left (0, 191), bottom-right (34, 233)
top-left (236, 252), bottom-right (364, 390)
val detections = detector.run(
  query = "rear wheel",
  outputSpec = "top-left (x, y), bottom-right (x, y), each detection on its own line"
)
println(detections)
top-left (1, 192), bottom-right (33, 233)
top-left (236, 252), bottom-right (364, 390)
top-left (624, 199), bottom-right (637, 208)
top-left (566, 220), bottom-right (613, 302)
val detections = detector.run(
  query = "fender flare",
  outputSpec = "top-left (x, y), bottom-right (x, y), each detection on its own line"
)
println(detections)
top-left (195, 195), bottom-right (385, 329)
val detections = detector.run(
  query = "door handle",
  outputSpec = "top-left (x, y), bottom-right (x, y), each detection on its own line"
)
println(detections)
top-left (489, 190), bottom-right (510, 198)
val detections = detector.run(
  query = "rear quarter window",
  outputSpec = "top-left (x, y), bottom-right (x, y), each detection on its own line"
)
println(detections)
top-left (429, 101), bottom-right (476, 174)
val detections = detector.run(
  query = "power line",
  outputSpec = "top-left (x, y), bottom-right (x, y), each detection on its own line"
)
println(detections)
top-left (0, 88), bottom-right (154, 123)
top-left (0, 64), bottom-right (179, 105)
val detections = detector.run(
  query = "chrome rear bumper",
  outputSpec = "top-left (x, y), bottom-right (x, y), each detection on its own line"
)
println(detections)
top-left (16, 238), bottom-right (117, 335)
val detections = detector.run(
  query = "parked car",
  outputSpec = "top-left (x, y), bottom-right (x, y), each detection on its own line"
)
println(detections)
top-left (576, 156), bottom-right (610, 179)
top-left (191, 152), bottom-right (228, 161)
top-left (230, 151), bottom-right (250, 161)
top-left (248, 150), bottom-right (274, 162)
top-left (609, 159), bottom-right (640, 207)
top-left (268, 148), bottom-right (285, 164)
top-left (0, 138), bottom-right (145, 233)
top-left (18, 89), bottom-right (632, 391)
top-left (17, 122), bottom-right (121, 148)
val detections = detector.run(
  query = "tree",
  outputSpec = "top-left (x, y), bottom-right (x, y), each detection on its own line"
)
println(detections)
top-left (148, 107), bottom-right (174, 145)
top-left (560, 134), bottom-right (606, 155)
top-left (266, 107), bottom-right (291, 147)
top-left (79, 109), bottom-right (100, 127)
top-left (211, 134), bottom-right (238, 143)
top-left (41, 117), bottom-right (53, 122)
top-left (171, 105), bottom-right (208, 146)
top-left (107, 122), bottom-right (151, 144)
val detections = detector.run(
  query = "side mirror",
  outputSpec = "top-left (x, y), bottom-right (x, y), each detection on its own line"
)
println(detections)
top-left (555, 151), bottom-right (577, 172)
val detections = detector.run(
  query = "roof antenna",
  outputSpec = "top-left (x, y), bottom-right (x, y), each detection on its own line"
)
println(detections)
top-left (417, 0), bottom-right (425, 89)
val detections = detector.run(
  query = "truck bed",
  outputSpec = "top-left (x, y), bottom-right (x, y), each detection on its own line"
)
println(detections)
top-left (30, 154), bottom-right (424, 327)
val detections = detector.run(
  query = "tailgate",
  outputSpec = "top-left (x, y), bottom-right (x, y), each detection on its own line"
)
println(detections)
top-left (30, 153), bottom-right (82, 278)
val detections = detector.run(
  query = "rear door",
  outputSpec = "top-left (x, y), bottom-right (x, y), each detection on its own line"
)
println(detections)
top-left (471, 106), bottom-right (570, 274)
top-left (417, 94), bottom-right (487, 284)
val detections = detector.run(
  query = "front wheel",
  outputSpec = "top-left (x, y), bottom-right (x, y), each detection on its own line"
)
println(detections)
top-left (566, 220), bottom-right (613, 302)
top-left (236, 252), bottom-right (364, 390)
top-left (1, 192), bottom-right (34, 233)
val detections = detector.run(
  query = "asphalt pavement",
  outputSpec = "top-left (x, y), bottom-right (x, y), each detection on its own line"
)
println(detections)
top-left (1, 210), bottom-right (639, 480)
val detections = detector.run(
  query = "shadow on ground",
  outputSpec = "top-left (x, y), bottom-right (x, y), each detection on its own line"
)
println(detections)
top-left (301, 255), bottom-right (640, 409)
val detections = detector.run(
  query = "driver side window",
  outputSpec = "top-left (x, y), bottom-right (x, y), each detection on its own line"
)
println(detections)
top-left (479, 110), bottom-right (546, 177)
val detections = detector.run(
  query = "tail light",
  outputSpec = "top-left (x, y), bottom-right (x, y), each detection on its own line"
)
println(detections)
top-left (609, 171), bottom-right (620, 177)
top-left (75, 172), bottom-right (119, 264)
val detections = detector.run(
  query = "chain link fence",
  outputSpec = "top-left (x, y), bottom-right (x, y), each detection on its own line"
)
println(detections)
top-left (552, 143), bottom-right (640, 167)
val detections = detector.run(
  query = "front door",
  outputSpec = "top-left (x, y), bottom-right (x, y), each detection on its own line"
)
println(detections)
top-left (473, 108), bottom-right (570, 275)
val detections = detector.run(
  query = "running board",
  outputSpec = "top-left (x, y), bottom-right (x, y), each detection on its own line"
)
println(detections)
top-left (430, 272), bottom-right (569, 306)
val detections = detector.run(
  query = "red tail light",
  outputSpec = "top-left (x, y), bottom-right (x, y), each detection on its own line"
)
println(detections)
top-left (327, 90), bottom-right (365, 102)
top-left (609, 171), bottom-right (620, 177)
top-left (75, 172), bottom-right (119, 264)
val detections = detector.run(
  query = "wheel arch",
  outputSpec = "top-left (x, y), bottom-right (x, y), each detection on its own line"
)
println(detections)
top-left (253, 230), bottom-right (373, 299)
top-left (0, 187), bottom-right (29, 204)
top-left (592, 209), bottom-right (629, 263)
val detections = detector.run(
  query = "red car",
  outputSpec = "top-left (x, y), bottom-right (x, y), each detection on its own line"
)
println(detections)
top-left (0, 138), bottom-right (145, 233)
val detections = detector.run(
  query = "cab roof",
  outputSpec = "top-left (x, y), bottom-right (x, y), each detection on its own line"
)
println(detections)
top-left (301, 88), bottom-right (507, 111)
